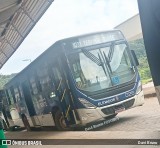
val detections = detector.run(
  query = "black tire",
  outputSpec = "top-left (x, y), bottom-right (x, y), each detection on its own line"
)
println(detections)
top-left (54, 110), bottom-right (69, 131)
top-left (22, 115), bottom-right (31, 131)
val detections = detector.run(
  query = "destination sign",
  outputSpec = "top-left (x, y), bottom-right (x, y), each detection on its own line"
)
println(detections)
top-left (72, 31), bottom-right (124, 49)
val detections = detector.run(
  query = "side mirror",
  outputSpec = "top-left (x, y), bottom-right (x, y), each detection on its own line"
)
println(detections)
top-left (131, 50), bottom-right (139, 66)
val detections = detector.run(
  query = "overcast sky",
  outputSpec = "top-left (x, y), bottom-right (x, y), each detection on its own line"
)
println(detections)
top-left (0, 0), bottom-right (139, 75)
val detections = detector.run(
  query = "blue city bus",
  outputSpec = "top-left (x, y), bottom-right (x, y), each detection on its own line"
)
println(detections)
top-left (4, 30), bottom-right (144, 130)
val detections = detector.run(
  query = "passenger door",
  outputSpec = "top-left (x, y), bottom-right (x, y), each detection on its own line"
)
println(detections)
top-left (51, 59), bottom-right (76, 126)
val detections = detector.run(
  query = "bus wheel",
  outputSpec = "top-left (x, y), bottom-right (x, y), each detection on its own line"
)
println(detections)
top-left (54, 110), bottom-right (69, 131)
top-left (22, 115), bottom-right (31, 131)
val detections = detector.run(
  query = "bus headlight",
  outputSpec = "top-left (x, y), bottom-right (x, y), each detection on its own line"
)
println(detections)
top-left (79, 98), bottom-right (96, 109)
top-left (136, 81), bottom-right (142, 94)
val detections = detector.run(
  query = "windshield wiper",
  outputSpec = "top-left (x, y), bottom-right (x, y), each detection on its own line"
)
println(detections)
top-left (82, 48), bottom-right (108, 76)
top-left (103, 51), bottom-right (113, 74)
top-left (97, 53), bottom-right (108, 76)
top-left (81, 49), bottom-right (102, 66)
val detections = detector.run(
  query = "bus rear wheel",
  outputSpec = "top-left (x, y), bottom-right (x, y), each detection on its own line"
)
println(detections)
top-left (22, 114), bottom-right (31, 131)
top-left (54, 110), bottom-right (69, 131)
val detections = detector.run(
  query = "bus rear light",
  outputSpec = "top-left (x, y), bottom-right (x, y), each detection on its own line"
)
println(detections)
top-left (78, 98), bottom-right (96, 109)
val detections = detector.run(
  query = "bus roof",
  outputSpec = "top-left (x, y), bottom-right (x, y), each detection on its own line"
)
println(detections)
top-left (59, 29), bottom-right (122, 42)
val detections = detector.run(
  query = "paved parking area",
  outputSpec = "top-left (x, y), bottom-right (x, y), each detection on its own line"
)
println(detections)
top-left (4, 83), bottom-right (160, 147)
top-left (4, 96), bottom-right (160, 148)
top-left (100, 97), bottom-right (160, 132)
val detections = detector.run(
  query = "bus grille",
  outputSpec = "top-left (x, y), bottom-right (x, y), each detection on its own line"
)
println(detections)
top-left (101, 99), bottom-right (135, 115)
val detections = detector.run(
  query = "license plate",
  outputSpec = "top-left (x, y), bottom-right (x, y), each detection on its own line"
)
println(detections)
top-left (114, 105), bottom-right (125, 113)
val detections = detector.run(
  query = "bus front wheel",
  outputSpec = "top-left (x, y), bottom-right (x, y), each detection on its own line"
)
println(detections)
top-left (22, 114), bottom-right (31, 131)
top-left (54, 110), bottom-right (69, 131)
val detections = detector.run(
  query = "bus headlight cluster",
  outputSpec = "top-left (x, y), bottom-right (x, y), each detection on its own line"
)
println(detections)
top-left (136, 81), bottom-right (142, 94)
top-left (78, 98), bottom-right (96, 109)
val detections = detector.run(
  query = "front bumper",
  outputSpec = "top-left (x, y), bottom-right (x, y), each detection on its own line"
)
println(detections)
top-left (77, 90), bottom-right (144, 125)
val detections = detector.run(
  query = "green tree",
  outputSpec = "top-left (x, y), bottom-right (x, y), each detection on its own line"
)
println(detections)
top-left (0, 73), bottom-right (17, 89)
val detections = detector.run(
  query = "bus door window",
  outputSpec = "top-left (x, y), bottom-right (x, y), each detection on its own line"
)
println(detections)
top-left (51, 61), bottom-right (76, 124)
top-left (51, 65), bottom-right (69, 108)
top-left (52, 66), bottom-right (66, 97)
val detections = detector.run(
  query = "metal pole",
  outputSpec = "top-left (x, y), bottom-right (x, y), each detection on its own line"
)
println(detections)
top-left (0, 96), bottom-right (7, 148)
top-left (138, 0), bottom-right (160, 104)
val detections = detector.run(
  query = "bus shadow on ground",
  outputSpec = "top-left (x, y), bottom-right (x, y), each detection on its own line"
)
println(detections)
top-left (6, 115), bottom-right (138, 132)
top-left (6, 126), bottom-right (57, 132)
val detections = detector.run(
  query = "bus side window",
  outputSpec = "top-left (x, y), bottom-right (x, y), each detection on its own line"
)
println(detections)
top-left (37, 66), bottom-right (48, 92)
top-left (29, 76), bottom-right (38, 95)
top-left (14, 86), bottom-right (21, 102)
top-left (8, 87), bottom-right (16, 105)
top-left (35, 76), bottom-right (42, 93)
top-left (18, 86), bottom-right (24, 99)
top-left (5, 90), bottom-right (11, 105)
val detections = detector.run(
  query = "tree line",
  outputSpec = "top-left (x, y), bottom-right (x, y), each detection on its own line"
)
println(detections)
top-left (129, 39), bottom-right (152, 84)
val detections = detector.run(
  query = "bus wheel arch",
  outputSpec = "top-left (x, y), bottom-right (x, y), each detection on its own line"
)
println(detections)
top-left (51, 106), bottom-right (68, 131)
top-left (21, 114), bottom-right (31, 131)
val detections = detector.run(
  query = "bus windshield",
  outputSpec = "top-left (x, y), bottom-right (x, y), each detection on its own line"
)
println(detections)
top-left (68, 42), bottom-right (135, 93)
